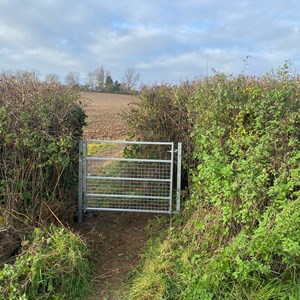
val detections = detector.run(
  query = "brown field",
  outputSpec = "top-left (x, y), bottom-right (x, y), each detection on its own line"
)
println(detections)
top-left (81, 92), bottom-right (137, 140)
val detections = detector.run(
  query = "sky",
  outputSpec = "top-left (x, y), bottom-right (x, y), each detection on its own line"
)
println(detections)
top-left (0, 0), bottom-right (300, 84)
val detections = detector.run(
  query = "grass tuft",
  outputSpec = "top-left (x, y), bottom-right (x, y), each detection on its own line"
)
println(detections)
top-left (0, 224), bottom-right (93, 300)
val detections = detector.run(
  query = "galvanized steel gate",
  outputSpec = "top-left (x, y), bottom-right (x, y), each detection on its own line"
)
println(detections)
top-left (78, 140), bottom-right (182, 223)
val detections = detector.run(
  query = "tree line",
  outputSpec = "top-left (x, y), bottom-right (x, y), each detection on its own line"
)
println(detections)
top-left (2, 66), bottom-right (140, 94)
top-left (49, 66), bottom-right (140, 93)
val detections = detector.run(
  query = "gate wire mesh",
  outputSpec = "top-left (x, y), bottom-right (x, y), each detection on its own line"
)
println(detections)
top-left (78, 140), bottom-right (181, 220)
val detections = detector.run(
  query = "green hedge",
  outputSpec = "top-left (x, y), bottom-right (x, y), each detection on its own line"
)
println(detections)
top-left (0, 73), bottom-right (92, 300)
top-left (125, 82), bottom-right (196, 184)
top-left (124, 65), bottom-right (300, 299)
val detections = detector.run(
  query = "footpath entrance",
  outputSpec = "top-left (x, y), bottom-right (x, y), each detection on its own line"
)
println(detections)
top-left (78, 140), bottom-right (182, 223)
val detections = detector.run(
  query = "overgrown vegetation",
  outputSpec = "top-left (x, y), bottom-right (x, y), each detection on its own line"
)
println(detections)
top-left (0, 225), bottom-right (92, 300)
top-left (0, 73), bottom-right (92, 299)
top-left (125, 82), bottom-right (196, 187)
top-left (124, 64), bottom-right (300, 299)
top-left (2, 64), bottom-right (299, 299)
top-left (0, 73), bottom-right (85, 226)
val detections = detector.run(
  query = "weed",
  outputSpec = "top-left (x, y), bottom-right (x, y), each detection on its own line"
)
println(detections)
top-left (0, 224), bottom-right (93, 300)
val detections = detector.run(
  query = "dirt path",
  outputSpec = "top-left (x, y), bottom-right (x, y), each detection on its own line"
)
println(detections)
top-left (75, 92), bottom-right (162, 299)
top-left (76, 212), bottom-right (160, 299)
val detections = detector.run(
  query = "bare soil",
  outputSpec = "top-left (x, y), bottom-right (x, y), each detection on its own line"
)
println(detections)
top-left (75, 212), bottom-right (161, 299)
top-left (75, 92), bottom-right (165, 299)
top-left (81, 92), bottom-right (137, 140)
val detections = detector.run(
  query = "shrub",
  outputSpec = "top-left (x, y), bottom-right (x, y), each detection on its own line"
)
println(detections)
top-left (0, 73), bottom-right (86, 226)
top-left (0, 73), bottom-right (93, 299)
top-left (124, 65), bottom-right (300, 299)
top-left (189, 67), bottom-right (300, 240)
top-left (125, 82), bottom-right (197, 185)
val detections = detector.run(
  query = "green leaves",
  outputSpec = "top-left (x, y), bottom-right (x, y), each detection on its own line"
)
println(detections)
top-left (0, 225), bottom-right (92, 300)
top-left (124, 66), bottom-right (300, 299)
top-left (182, 67), bottom-right (300, 299)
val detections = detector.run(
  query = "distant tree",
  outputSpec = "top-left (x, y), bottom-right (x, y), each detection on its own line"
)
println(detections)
top-left (96, 66), bottom-right (106, 91)
top-left (86, 66), bottom-right (107, 91)
top-left (122, 68), bottom-right (140, 91)
top-left (65, 71), bottom-right (80, 88)
top-left (87, 71), bottom-right (97, 90)
top-left (105, 74), bottom-right (114, 91)
top-left (45, 73), bottom-right (60, 84)
top-left (113, 80), bottom-right (121, 92)
top-left (16, 70), bottom-right (40, 82)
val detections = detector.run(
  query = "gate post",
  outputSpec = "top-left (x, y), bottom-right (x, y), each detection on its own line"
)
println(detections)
top-left (176, 143), bottom-right (182, 213)
top-left (83, 140), bottom-right (88, 213)
top-left (169, 142), bottom-right (175, 214)
top-left (77, 140), bottom-right (83, 224)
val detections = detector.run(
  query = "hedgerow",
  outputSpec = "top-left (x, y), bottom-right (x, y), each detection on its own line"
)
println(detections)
top-left (124, 64), bottom-right (300, 299)
top-left (0, 73), bottom-right (86, 227)
top-left (125, 82), bottom-right (196, 186)
top-left (0, 73), bottom-right (92, 299)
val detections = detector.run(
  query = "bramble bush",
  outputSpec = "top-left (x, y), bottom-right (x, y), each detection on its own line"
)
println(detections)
top-left (125, 82), bottom-right (196, 186)
top-left (0, 73), bottom-right (86, 226)
top-left (124, 65), bottom-right (300, 299)
top-left (181, 66), bottom-right (300, 299)
top-left (0, 73), bottom-right (92, 299)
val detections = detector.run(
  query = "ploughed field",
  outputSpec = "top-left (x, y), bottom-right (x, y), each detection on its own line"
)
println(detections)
top-left (81, 92), bottom-right (137, 140)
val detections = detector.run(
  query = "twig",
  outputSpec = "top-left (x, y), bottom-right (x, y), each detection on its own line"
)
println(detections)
top-left (42, 201), bottom-right (65, 229)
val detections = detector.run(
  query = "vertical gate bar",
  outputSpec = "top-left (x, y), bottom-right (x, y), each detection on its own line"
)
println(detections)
top-left (169, 143), bottom-right (174, 213)
top-left (176, 143), bottom-right (182, 213)
top-left (77, 140), bottom-right (83, 223)
top-left (83, 140), bottom-right (88, 212)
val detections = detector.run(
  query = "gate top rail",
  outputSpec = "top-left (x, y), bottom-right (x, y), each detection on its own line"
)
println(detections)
top-left (86, 157), bottom-right (171, 163)
top-left (83, 139), bottom-right (174, 146)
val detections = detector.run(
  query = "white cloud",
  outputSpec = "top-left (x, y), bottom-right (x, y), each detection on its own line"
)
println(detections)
top-left (0, 24), bottom-right (27, 44)
top-left (0, 0), bottom-right (300, 82)
top-left (23, 48), bottom-right (80, 68)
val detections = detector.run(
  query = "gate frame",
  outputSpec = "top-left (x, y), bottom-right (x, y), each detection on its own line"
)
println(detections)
top-left (78, 140), bottom-right (182, 223)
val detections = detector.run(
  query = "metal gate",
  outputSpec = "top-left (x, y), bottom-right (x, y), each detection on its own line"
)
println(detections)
top-left (78, 140), bottom-right (182, 223)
